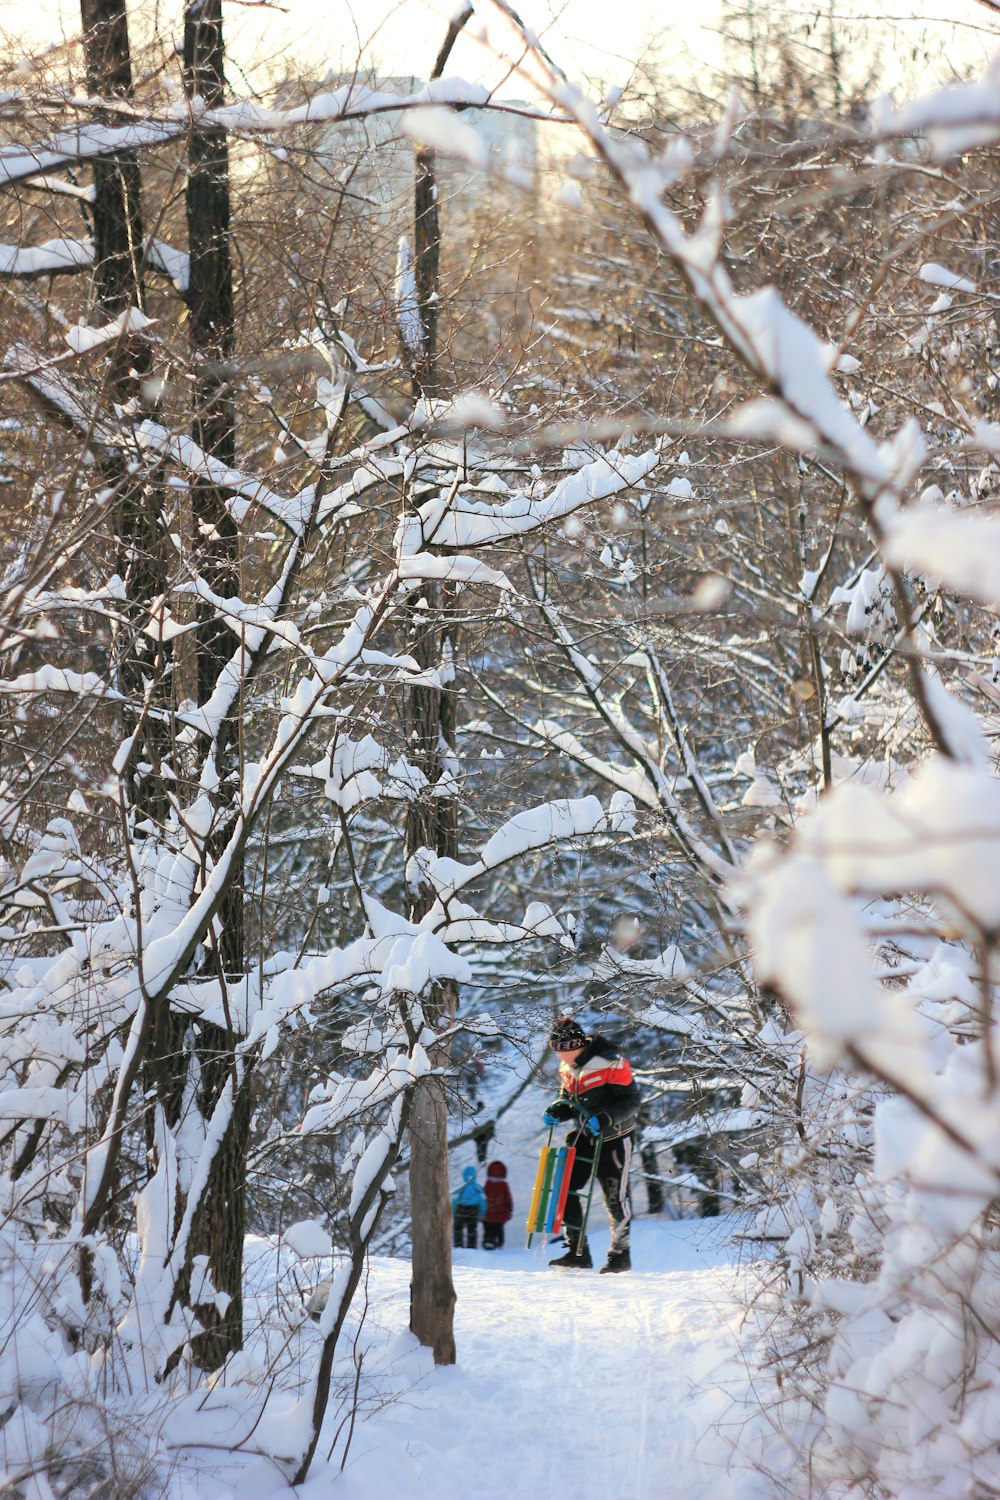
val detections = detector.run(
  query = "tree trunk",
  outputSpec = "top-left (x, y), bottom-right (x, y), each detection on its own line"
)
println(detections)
top-left (170, 1046), bottom-right (253, 1369)
top-left (79, 0), bottom-right (172, 832)
top-left (408, 5), bottom-right (469, 400)
top-left (412, 145), bottom-right (440, 399)
top-left (405, 584), bottom-right (460, 1364)
top-left (402, 11), bottom-right (471, 1367)
top-left (639, 1126), bottom-right (664, 1215)
top-left (408, 1040), bottom-right (456, 1365)
top-left (80, 0), bottom-right (145, 327)
top-left (184, 0), bottom-right (239, 707)
top-left (73, 0), bottom-right (179, 1321)
top-left (169, 0), bottom-right (249, 1369)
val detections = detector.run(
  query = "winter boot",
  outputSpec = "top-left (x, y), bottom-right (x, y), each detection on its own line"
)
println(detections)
top-left (548, 1240), bottom-right (592, 1270)
top-left (599, 1249), bottom-right (631, 1274)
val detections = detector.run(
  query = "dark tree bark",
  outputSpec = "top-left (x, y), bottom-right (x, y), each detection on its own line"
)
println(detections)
top-left (164, 1047), bottom-right (254, 1370)
top-left (182, 0), bottom-right (242, 980)
top-left (402, 8), bottom-right (472, 1368)
top-left (70, 0), bottom-right (177, 1315)
top-left (407, 1047), bottom-right (457, 1364)
top-left (639, 1123), bottom-right (664, 1215)
top-left (79, 0), bottom-right (171, 831)
top-left (408, 5), bottom-right (472, 399)
top-left (405, 587), bottom-right (461, 1365)
top-left (148, 0), bottom-right (251, 1370)
top-left (80, 0), bottom-right (146, 329)
top-left (412, 145), bottom-right (440, 399)
top-left (183, 0), bottom-right (239, 723)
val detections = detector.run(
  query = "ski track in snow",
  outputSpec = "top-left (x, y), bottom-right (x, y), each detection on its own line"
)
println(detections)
top-left (168, 1080), bottom-right (763, 1500)
top-left (305, 1236), bottom-right (753, 1500)
top-left (289, 1081), bottom-right (761, 1500)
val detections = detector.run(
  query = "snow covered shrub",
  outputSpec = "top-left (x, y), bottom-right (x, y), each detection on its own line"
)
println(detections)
top-left (731, 729), bottom-right (1000, 1497)
top-left (0, 1223), bottom-right (164, 1498)
top-left (484, 24), bottom-right (1000, 1498)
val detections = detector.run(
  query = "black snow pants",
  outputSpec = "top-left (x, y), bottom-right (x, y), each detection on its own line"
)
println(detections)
top-left (453, 1207), bottom-right (479, 1248)
top-left (561, 1131), bottom-right (634, 1254)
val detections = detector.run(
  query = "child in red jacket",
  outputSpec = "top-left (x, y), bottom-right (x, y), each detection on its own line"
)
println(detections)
top-left (482, 1161), bottom-right (513, 1249)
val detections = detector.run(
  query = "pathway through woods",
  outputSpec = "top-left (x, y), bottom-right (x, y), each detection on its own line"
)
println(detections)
top-left (289, 1081), bottom-right (768, 1500)
top-left (165, 1083), bottom-right (769, 1500)
top-left (302, 1220), bottom-right (762, 1500)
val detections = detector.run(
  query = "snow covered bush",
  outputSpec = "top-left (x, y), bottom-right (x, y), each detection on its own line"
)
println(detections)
top-left (738, 765), bottom-right (1000, 1496)
top-left (476, 20), bottom-right (1000, 1496)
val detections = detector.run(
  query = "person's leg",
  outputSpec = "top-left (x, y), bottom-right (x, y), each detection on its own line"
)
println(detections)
top-left (598, 1136), bottom-right (634, 1263)
top-left (496, 1223), bottom-right (504, 1248)
top-left (549, 1138), bottom-right (595, 1267)
top-left (561, 1140), bottom-right (596, 1244)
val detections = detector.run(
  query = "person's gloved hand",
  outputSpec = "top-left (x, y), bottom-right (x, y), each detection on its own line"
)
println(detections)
top-left (543, 1111), bottom-right (560, 1127)
top-left (584, 1114), bottom-right (603, 1136)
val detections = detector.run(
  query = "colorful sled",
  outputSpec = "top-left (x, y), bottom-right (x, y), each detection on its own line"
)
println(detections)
top-left (525, 1135), bottom-right (577, 1245)
top-left (546, 1145), bottom-right (576, 1233)
top-left (526, 1137), bottom-right (556, 1244)
top-left (526, 1125), bottom-right (602, 1253)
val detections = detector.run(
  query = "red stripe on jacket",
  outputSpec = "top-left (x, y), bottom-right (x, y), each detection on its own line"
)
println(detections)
top-left (559, 1054), bottom-right (632, 1095)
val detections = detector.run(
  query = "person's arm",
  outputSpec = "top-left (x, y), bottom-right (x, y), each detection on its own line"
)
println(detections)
top-left (581, 1056), bottom-right (641, 1133)
top-left (542, 1091), bottom-right (576, 1124)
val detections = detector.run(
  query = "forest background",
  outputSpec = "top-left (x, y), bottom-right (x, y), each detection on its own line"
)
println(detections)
top-left (4, 0), bottom-right (1000, 1494)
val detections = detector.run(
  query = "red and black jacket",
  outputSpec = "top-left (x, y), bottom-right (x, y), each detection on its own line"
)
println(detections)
top-left (545, 1033), bottom-right (641, 1141)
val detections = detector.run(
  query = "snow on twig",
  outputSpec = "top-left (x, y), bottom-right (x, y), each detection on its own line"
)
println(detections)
top-left (0, 79), bottom-right (548, 188)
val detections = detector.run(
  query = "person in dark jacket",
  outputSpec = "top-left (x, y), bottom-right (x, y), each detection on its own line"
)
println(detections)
top-left (451, 1164), bottom-right (487, 1248)
top-left (542, 1015), bottom-right (641, 1273)
top-left (482, 1160), bottom-right (514, 1249)
top-left (472, 1117), bottom-right (495, 1165)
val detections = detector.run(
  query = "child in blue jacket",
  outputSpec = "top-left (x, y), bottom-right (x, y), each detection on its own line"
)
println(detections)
top-left (451, 1164), bottom-right (487, 1248)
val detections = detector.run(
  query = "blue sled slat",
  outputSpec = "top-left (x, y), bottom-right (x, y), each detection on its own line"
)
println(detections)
top-left (544, 1146), bottom-right (568, 1232)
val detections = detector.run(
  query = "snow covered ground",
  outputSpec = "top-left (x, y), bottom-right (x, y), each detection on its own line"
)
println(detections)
top-left (296, 1217), bottom-right (760, 1500)
top-left (162, 1077), bottom-right (769, 1500)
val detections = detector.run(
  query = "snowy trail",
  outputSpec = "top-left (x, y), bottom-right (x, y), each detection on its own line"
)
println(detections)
top-left (288, 1078), bottom-right (759, 1500)
top-left (298, 1219), bottom-right (753, 1500)
top-left (198, 1078), bottom-right (762, 1500)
